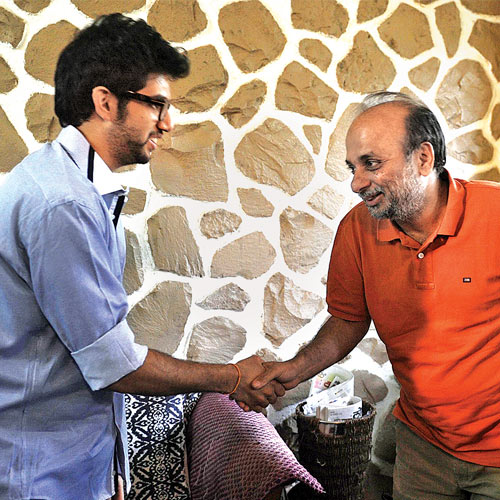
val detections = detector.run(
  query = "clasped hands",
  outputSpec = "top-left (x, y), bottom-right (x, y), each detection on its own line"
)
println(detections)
top-left (229, 355), bottom-right (300, 412)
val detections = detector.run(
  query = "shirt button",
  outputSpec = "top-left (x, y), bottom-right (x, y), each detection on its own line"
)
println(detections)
top-left (417, 252), bottom-right (425, 259)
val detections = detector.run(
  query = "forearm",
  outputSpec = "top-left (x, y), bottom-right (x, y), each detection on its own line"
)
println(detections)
top-left (291, 315), bottom-right (371, 382)
top-left (254, 315), bottom-right (370, 391)
top-left (107, 349), bottom-right (238, 395)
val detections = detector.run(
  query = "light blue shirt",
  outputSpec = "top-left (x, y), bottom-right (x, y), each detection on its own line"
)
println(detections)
top-left (0, 126), bottom-right (148, 499)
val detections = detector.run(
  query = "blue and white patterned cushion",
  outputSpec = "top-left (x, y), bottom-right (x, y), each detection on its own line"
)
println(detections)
top-left (125, 393), bottom-right (202, 500)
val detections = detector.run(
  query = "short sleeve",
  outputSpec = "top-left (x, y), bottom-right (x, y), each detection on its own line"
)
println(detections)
top-left (25, 199), bottom-right (147, 389)
top-left (326, 213), bottom-right (370, 322)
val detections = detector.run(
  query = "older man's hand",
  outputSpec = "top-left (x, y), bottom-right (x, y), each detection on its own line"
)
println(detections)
top-left (230, 355), bottom-right (286, 412)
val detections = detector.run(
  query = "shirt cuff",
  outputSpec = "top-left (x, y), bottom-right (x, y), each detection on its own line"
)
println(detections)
top-left (71, 319), bottom-right (148, 390)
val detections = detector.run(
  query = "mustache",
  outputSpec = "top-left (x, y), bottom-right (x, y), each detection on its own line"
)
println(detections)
top-left (359, 188), bottom-right (384, 201)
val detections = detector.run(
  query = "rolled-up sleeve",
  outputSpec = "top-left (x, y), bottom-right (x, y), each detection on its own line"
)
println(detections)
top-left (72, 319), bottom-right (147, 390)
top-left (24, 198), bottom-right (148, 389)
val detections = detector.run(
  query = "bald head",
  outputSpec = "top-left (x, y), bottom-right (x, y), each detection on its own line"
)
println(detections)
top-left (347, 102), bottom-right (410, 165)
top-left (351, 91), bottom-right (447, 174)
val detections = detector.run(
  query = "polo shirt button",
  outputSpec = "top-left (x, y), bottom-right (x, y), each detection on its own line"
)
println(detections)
top-left (417, 252), bottom-right (425, 259)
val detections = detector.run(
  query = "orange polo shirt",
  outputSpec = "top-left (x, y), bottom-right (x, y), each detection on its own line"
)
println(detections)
top-left (326, 171), bottom-right (500, 466)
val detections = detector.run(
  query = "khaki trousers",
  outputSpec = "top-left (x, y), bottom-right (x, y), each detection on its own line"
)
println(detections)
top-left (393, 419), bottom-right (500, 500)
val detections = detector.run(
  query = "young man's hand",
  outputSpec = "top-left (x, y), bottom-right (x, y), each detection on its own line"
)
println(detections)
top-left (230, 355), bottom-right (286, 412)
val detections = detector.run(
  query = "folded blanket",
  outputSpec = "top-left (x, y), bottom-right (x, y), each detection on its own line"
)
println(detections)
top-left (187, 392), bottom-right (325, 499)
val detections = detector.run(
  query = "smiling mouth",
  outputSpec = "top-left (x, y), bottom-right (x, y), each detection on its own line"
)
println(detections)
top-left (361, 191), bottom-right (383, 206)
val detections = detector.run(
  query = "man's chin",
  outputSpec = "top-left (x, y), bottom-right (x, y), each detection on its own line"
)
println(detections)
top-left (366, 203), bottom-right (389, 220)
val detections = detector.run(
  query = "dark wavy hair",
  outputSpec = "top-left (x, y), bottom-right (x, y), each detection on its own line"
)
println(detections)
top-left (360, 91), bottom-right (447, 174)
top-left (55, 13), bottom-right (189, 127)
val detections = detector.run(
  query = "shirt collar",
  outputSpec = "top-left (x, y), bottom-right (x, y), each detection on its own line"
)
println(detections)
top-left (56, 126), bottom-right (126, 197)
top-left (377, 169), bottom-right (465, 242)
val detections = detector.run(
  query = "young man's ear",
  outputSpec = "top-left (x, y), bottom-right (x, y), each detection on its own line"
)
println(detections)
top-left (416, 142), bottom-right (435, 176)
top-left (91, 86), bottom-right (119, 121)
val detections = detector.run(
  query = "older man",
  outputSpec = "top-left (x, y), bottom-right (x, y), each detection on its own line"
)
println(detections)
top-left (253, 92), bottom-right (500, 499)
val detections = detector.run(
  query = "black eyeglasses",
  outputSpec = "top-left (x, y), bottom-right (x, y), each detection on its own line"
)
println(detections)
top-left (123, 91), bottom-right (171, 121)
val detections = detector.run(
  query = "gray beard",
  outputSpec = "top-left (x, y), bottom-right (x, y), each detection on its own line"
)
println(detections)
top-left (366, 165), bottom-right (425, 223)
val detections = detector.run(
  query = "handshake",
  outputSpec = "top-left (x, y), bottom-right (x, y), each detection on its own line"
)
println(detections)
top-left (227, 355), bottom-right (303, 413)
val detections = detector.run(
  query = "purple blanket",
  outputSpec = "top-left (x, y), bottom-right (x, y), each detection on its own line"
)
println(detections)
top-left (187, 392), bottom-right (325, 499)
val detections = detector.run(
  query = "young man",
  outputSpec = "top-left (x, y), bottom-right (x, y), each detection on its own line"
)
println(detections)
top-left (253, 92), bottom-right (500, 499)
top-left (0, 14), bottom-right (282, 499)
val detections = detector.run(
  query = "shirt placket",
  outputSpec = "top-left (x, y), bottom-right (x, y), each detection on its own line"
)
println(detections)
top-left (413, 246), bottom-right (435, 290)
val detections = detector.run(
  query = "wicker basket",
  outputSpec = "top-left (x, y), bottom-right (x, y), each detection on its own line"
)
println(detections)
top-left (295, 400), bottom-right (376, 500)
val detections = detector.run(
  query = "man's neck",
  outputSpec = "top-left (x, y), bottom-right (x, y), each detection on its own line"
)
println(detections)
top-left (395, 174), bottom-right (449, 245)
top-left (77, 121), bottom-right (117, 171)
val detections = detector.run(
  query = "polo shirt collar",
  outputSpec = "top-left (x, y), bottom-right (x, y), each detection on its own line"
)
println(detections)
top-left (377, 169), bottom-right (465, 242)
top-left (56, 126), bottom-right (126, 197)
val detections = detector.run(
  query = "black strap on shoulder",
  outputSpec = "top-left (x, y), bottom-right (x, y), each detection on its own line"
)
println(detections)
top-left (87, 146), bottom-right (95, 182)
top-left (113, 195), bottom-right (125, 228)
top-left (87, 145), bottom-right (123, 229)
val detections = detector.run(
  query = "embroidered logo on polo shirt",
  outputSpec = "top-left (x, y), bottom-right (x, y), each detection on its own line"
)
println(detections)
top-left (463, 277), bottom-right (471, 283)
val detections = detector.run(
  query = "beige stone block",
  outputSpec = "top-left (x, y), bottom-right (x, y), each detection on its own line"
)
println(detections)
top-left (237, 188), bottom-right (274, 218)
top-left (461, 0), bottom-right (500, 15)
top-left (0, 57), bottom-right (17, 94)
top-left (148, 0), bottom-right (207, 42)
top-left (435, 2), bottom-right (461, 58)
top-left (299, 39), bottom-right (332, 72)
top-left (169, 45), bottom-right (228, 112)
top-left (436, 60), bottom-right (492, 128)
top-left (378, 4), bottom-right (433, 59)
top-left (358, 337), bottom-right (389, 365)
top-left (0, 106), bottom-right (28, 173)
top-left (308, 185), bottom-right (345, 220)
top-left (235, 118), bottom-right (314, 195)
top-left (148, 206), bottom-right (204, 277)
top-left (408, 57), bottom-right (440, 92)
top-left (127, 281), bottom-right (191, 354)
top-left (187, 317), bottom-right (246, 363)
top-left (399, 86), bottom-right (420, 101)
top-left (123, 229), bottom-right (144, 295)
top-left (123, 187), bottom-right (147, 215)
top-left (276, 62), bottom-right (338, 120)
top-left (353, 369), bottom-right (389, 404)
top-left (200, 209), bottom-right (242, 239)
top-left (197, 283), bottom-right (250, 312)
top-left (25, 21), bottom-right (78, 86)
top-left (211, 232), bottom-right (276, 279)
top-left (357, 0), bottom-right (388, 22)
top-left (70, 0), bottom-right (145, 17)
top-left (337, 31), bottom-right (395, 93)
top-left (263, 272), bottom-right (324, 347)
top-left (13, 0), bottom-right (50, 13)
top-left (25, 93), bottom-right (61, 143)
top-left (291, 0), bottom-right (348, 38)
top-left (448, 130), bottom-right (494, 165)
top-left (0, 7), bottom-right (25, 48)
top-left (163, 121), bottom-right (221, 152)
top-left (219, 0), bottom-right (286, 73)
top-left (468, 20), bottom-right (500, 81)
top-left (221, 80), bottom-right (267, 128)
top-left (150, 122), bottom-right (228, 202)
top-left (303, 125), bottom-right (322, 155)
top-left (491, 103), bottom-right (500, 140)
top-left (471, 167), bottom-right (500, 183)
top-left (325, 103), bottom-right (359, 182)
top-left (255, 348), bottom-right (281, 363)
top-left (280, 207), bottom-right (333, 274)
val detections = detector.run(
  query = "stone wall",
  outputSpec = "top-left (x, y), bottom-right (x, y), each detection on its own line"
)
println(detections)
top-left (1, 0), bottom-right (499, 475)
